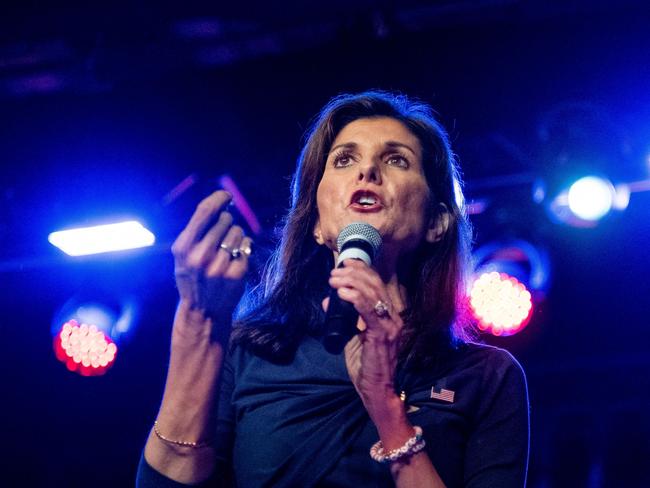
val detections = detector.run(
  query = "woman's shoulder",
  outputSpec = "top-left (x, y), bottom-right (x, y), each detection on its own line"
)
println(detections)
top-left (459, 341), bottom-right (523, 365)
top-left (448, 341), bottom-right (527, 383)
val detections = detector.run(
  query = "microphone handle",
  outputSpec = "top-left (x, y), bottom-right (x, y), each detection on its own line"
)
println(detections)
top-left (322, 286), bottom-right (359, 354)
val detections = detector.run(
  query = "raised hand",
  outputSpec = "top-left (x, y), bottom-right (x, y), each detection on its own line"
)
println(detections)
top-left (171, 190), bottom-right (253, 327)
top-left (144, 190), bottom-right (253, 482)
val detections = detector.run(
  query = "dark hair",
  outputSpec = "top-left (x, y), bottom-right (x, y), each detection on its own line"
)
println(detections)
top-left (232, 90), bottom-right (473, 366)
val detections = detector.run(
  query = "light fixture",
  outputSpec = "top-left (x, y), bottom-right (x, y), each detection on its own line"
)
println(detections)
top-left (48, 220), bottom-right (155, 256)
top-left (52, 295), bottom-right (137, 376)
top-left (468, 240), bottom-right (550, 336)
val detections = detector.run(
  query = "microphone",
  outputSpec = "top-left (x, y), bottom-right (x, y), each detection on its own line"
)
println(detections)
top-left (323, 222), bottom-right (382, 354)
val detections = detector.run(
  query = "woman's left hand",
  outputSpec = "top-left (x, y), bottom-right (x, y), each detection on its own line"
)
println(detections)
top-left (328, 259), bottom-right (443, 485)
top-left (327, 259), bottom-right (406, 420)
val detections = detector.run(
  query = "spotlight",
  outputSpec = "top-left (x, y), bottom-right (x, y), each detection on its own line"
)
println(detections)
top-left (52, 295), bottom-right (137, 376)
top-left (54, 320), bottom-right (117, 376)
top-left (567, 176), bottom-right (614, 221)
top-left (469, 240), bottom-right (550, 337)
top-left (546, 175), bottom-right (627, 227)
top-left (469, 272), bottom-right (533, 336)
top-left (48, 220), bottom-right (155, 256)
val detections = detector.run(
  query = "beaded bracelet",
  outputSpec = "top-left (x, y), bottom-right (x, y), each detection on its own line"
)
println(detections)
top-left (153, 420), bottom-right (213, 448)
top-left (369, 425), bottom-right (426, 464)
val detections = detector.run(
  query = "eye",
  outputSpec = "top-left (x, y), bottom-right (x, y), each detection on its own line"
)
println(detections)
top-left (332, 151), bottom-right (356, 168)
top-left (385, 153), bottom-right (409, 168)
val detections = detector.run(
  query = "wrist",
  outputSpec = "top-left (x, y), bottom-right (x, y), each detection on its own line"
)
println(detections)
top-left (370, 425), bottom-right (426, 464)
top-left (367, 394), bottom-right (414, 451)
top-left (173, 300), bottom-right (231, 346)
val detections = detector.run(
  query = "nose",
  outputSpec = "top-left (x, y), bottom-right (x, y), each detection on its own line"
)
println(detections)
top-left (357, 158), bottom-right (382, 184)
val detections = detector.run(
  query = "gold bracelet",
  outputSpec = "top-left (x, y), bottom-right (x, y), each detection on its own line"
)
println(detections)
top-left (153, 420), bottom-right (213, 448)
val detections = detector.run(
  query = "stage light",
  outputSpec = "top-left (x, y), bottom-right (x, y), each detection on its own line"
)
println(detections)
top-left (546, 175), bottom-right (627, 228)
top-left (469, 272), bottom-right (533, 336)
top-left (567, 176), bottom-right (614, 221)
top-left (469, 240), bottom-right (550, 337)
top-left (612, 183), bottom-right (631, 211)
top-left (48, 220), bottom-right (155, 256)
top-left (53, 320), bottom-right (117, 376)
top-left (52, 295), bottom-right (137, 376)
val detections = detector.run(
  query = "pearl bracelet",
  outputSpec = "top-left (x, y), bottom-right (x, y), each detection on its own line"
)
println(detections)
top-left (369, 425), bottom-right (426, 464)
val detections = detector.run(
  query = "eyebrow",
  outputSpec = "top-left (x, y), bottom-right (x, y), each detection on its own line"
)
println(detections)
top-left (385, 141), bottom-right (417, 156)
top-left (328, 141), bottom-right (418, 156)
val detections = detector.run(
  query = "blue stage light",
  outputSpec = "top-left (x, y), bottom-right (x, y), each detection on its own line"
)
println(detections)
top-left (567, 176), bottom-right (615, 221)
top-left (545, 174), bottom-right (626, 227)
top-left (48, 220), bottom-right (155, 256)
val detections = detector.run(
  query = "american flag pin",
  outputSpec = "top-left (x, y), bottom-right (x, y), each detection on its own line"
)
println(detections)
top-left (430, 386), bottom-right (455, 403)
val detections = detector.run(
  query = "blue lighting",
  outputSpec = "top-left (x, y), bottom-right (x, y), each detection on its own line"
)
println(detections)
top-left (52, 295), bottom-right (139, 346)
top-left (48, 220), bottom-right (155, 256)
top-left (567, 176), bottom-right (614, 221)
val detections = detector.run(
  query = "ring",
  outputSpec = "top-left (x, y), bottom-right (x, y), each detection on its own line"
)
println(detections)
top-left (239, 244), bottom-right (252, 257)
top-left (374, 300), bottom-right (390, 318)
top-left (219, 242), bottom-right (242, 260)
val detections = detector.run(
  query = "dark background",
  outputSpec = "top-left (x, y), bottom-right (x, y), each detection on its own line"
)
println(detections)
top-left (1, 1), bottom-right (649, 486)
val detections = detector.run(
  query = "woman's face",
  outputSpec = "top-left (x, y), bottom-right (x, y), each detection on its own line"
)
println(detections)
top-left (314, 117), bottom-right (441, 258)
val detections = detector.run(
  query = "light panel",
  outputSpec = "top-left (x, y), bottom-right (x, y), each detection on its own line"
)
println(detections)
top-left (48, 220), bottom-right (155, 256)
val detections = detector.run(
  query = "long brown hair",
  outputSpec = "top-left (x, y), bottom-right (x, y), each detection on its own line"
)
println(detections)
top-left (233, 91), bottom-right (473, 366)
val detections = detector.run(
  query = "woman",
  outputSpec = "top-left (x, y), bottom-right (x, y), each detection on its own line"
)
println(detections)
top-left (137, 91), bottom-right (529, 487)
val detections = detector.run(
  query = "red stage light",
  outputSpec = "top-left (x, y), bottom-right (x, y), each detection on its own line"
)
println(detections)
top-left (469, 271), bottom-right (533, 336)
top-left (53, 320), bottom-right (117, 376)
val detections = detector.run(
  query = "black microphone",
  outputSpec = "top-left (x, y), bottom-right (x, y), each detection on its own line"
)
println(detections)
top-left (323, 222), bottom-right (382, 354)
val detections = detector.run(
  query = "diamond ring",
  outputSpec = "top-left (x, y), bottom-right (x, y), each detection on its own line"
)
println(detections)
top-left (219, 242), bottom-right (242, 260)
top-left (374, 300), bottom-right (390, 318)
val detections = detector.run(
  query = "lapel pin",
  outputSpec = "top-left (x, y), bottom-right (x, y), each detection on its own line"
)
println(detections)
top-left (430, 387), bottom-right (455, 403)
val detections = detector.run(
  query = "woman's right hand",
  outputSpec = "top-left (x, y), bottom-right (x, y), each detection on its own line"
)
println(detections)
top-left (171, 190), bottom-right (253, 330)
top-left (143, 190), bottom-right (249, 483)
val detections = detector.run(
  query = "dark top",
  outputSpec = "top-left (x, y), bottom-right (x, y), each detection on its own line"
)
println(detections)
top-left (137, 337), bottom-right (529, 487)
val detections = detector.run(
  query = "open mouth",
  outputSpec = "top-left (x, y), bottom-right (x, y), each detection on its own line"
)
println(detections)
top-left (349, 190), bottom-right (383, 210)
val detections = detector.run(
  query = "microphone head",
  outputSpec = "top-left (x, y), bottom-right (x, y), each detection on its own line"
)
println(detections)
top-left (336, 222), bottom-right (382, 266)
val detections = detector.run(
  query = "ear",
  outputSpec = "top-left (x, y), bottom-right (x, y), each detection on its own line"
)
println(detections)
top-left (313, 219), bottom-right (325, 245)
top-left (425, 203), bottom-right (450, 243)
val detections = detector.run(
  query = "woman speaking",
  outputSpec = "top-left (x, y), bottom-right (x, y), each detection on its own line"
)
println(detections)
top-left (137, 91), bottom-right (529, 487)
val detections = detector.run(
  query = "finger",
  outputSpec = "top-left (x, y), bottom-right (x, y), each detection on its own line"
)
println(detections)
top-left (337, 286), bottom-right (361, 304)
top-left (331, 261), bottom-right (382, 285)
top-left (206, 225), bottom-right (244, 277)
top-left (340, 259), bottom-right (369, 270)
top-left (184, 211), bottom-right (234, 269)
top-left (329, 271), bottom-right (382, 292)
top-left (329, 272), bottom-right (385, 302)
top-left (337, 282), bottom-right (400, 337)
top-left (172, 191), bottom-right (232, 255)
top-left (224, 235), bottom-right (253, 279)
top-left (321, 296), bottom-right (330, 312)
